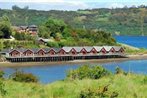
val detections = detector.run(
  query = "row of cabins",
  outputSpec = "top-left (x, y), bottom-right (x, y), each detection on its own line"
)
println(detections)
top-left (1, 46), bottom-right (125, 62)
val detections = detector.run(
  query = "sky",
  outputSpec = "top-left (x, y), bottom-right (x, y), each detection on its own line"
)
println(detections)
top-left (0, 0), bottom-right (147, 11)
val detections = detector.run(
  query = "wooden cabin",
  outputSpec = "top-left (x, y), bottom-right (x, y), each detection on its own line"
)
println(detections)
top-left (80, 48), bottom-right (87, 55)
top-left (100, 47), bottom-right (107, 54)
top-left (90, 47), bottom-right (97, 54)
top-left (58, 49), bottom-right (66, 55)
top-left (47, 48), bottom-right (56, 55)
top-left (70, 48), bottom-right (77, 55)
top-left (36, 49), bottom-right (46, 56)
top-left (9, 50), bottom-right (21, 57)
top-left (1, 46), bottom-right (125, 62)
top-left (23, 49), bottom-right (34, 56)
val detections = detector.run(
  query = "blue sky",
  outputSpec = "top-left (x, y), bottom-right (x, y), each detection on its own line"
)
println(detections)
top-left (0, 0), bottom-right (147, 11)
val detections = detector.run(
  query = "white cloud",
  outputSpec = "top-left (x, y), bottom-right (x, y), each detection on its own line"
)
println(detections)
top-left (67, 1), bottom-right (88, 8)
top-left (107, 3), bottom-right (124, 8)
top-left (0, 0), bottom-right (64, 2)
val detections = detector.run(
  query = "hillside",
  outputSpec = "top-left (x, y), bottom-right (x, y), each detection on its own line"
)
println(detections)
top-left (1, 5), bottom-right (147, 35)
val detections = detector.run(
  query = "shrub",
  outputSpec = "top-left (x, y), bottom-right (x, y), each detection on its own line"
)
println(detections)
top-left (67, 65), bottom-right (110, 80)
top-left (0, 70), bottom-right (4, 79)
top-left (90, 66), bottom-right (110, 79)
top-left (47, 42), bottom-right (59, 47)
top-left (0, 80), bottom-right (7, 96)
top-left (9, 70), bottom-right (38, 83)
top-left (115, 66), bottom-right (127, 75)
top-left (79, 85), bottom-right (118, 98)
top-left (142, 76), bottom-right (147, 84)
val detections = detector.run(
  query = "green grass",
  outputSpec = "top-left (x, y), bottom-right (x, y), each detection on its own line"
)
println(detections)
top-left (125, 48), bottom-right (147, 55)
top-left (0, 74), bottom-right (147, 98)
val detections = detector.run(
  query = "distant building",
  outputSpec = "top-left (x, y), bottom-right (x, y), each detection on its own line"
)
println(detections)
top-left (37, 38), bottom-right (54, 45)
top-left (13, 25), bottom-right (38, 36)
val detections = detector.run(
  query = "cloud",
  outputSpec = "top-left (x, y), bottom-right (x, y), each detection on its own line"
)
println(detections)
top-left (0, 0), bottom-right (147, 11)
top-left (0, 0), bottom-right (64, 2)
top-left (107, 3), bottom-right (125, 8)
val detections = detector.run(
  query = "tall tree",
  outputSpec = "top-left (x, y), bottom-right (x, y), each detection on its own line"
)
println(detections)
top-left (0, 16), bottom-right (12, 38)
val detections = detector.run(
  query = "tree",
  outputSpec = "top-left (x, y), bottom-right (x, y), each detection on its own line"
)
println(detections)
top-left (0, 16), bottom-right (12, 38)
top-left (0, 22), bottom-right (12, 38)
top-left (38, 26), bottom-right (50, 38)
top-left (139, 8), bottom-right (146, 36)
top-left (44, 18), bottom-right (67, 38)
top-left (0, 41), bottom-right (3, 50)
top-left (12, 5), bottom-right (21, 10)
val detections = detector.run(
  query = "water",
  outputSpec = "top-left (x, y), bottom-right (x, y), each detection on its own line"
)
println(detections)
top-left (114, 36), bottom-right (147, 48)
top-left (1, 59), bottom-right (147, 84)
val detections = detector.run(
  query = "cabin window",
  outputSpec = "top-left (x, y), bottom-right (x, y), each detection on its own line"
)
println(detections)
top-left (72, 51), bottom-right (76, 54)
top-left (70, 49), bottom-right (77, 55)
top-left (51, 52), bottom-right (55, 55)
top-left (49, 50), bottom-right (56, 55)
top-left (101, 48), bottom-right (106, 54)
top-left (110, 48), bottom-right (115, 53)
top-left (91, 49), bottom-right (97, 54)
top-left (38, 50), bottom-right (45, 55)
top-left (60, 50), bottom-right (65, 55)
top-left (82, 50), bottom-right (86, 54)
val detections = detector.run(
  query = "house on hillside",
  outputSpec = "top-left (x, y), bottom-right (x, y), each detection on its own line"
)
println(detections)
top-left (13, 25), bottom-right (38, 36)
top-left (37, 38), bottom-right (54, 45)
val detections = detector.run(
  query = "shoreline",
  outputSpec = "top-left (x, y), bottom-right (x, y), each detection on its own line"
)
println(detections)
top-left (0, 54), bottom-right (147, 67)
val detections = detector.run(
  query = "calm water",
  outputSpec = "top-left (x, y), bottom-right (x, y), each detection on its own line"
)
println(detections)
top-left (1, 59), bottom-right (147, 84)
top-left (114, 36), bottom-right (147, 48)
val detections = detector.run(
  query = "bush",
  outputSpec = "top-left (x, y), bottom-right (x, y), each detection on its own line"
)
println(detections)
top-left (9, 70), bottom-right (38, 83)
top-left (115, 66), bottom-right (127, 75)
top-left (0, 71), bottom-right (4, 79)
top-left (79, 85), bottom-right (118, 98)
top-left (142, 76), bottom-right (147, 84)
top-left (0, 80), bottom-right (7, 96)
top-left (67, 65), bottom-right (110, 80)
top-left (47, 41), bottom-right (59, 47)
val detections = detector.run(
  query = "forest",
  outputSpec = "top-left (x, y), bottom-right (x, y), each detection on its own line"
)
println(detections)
top-left (0, 5), bottom-right (147, 35)
top-left (0, 14), bottom-right (116, 50)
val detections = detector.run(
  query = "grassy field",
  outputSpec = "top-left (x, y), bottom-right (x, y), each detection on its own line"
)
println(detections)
top-left (0, 74), bottom-right (146, 98)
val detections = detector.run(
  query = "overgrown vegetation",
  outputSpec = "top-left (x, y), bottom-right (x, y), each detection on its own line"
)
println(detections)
top-left (38, 17), bottom-right (116, 47)
top-left (9, 70), bottom-right (38, 83)
top-left (67, 65), bottom-right (110, 80)
top-left (125, 48), bottom-right (147, 54)
top-left (0, 13), bottom-right (116, 50)
top-left (0, 66), bottom-right (146, 97)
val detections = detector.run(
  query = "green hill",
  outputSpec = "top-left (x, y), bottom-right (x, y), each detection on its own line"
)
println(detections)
top-left (1, 6), bottom-right (147, 35)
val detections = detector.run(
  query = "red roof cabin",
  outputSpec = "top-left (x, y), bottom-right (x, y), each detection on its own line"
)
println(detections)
top-left (9, 50), bottom-right (21, 57)
top-left (119, 47), bottom-right (125, 53)
top-left (36, 49), bottom-right (46, 56)
top-left (70, 48), bottom-right (77, 55)
top-left (58, 49), bottom-right (66, 55)
top-left (109, 47), bottom-right (115, 53)
top-left (90, 47), bottom-right (97, 54)
top-left (23, 49), bottom-right (34, 56)
top-left (80, 48), bottom-right (87, 55)
top-left (100, 47), bottom-right (107, 54)
top-left (47, 49), bottom-right (56, 55)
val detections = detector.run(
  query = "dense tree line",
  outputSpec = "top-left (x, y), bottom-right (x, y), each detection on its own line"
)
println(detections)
top-left (39, 18), bottom-right (116, 47)
top-left (0, 5), bottom-right (147, 35)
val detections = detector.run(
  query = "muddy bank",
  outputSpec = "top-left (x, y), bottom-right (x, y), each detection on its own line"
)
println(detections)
top-left (0, 54), bottom-right (146, 67)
